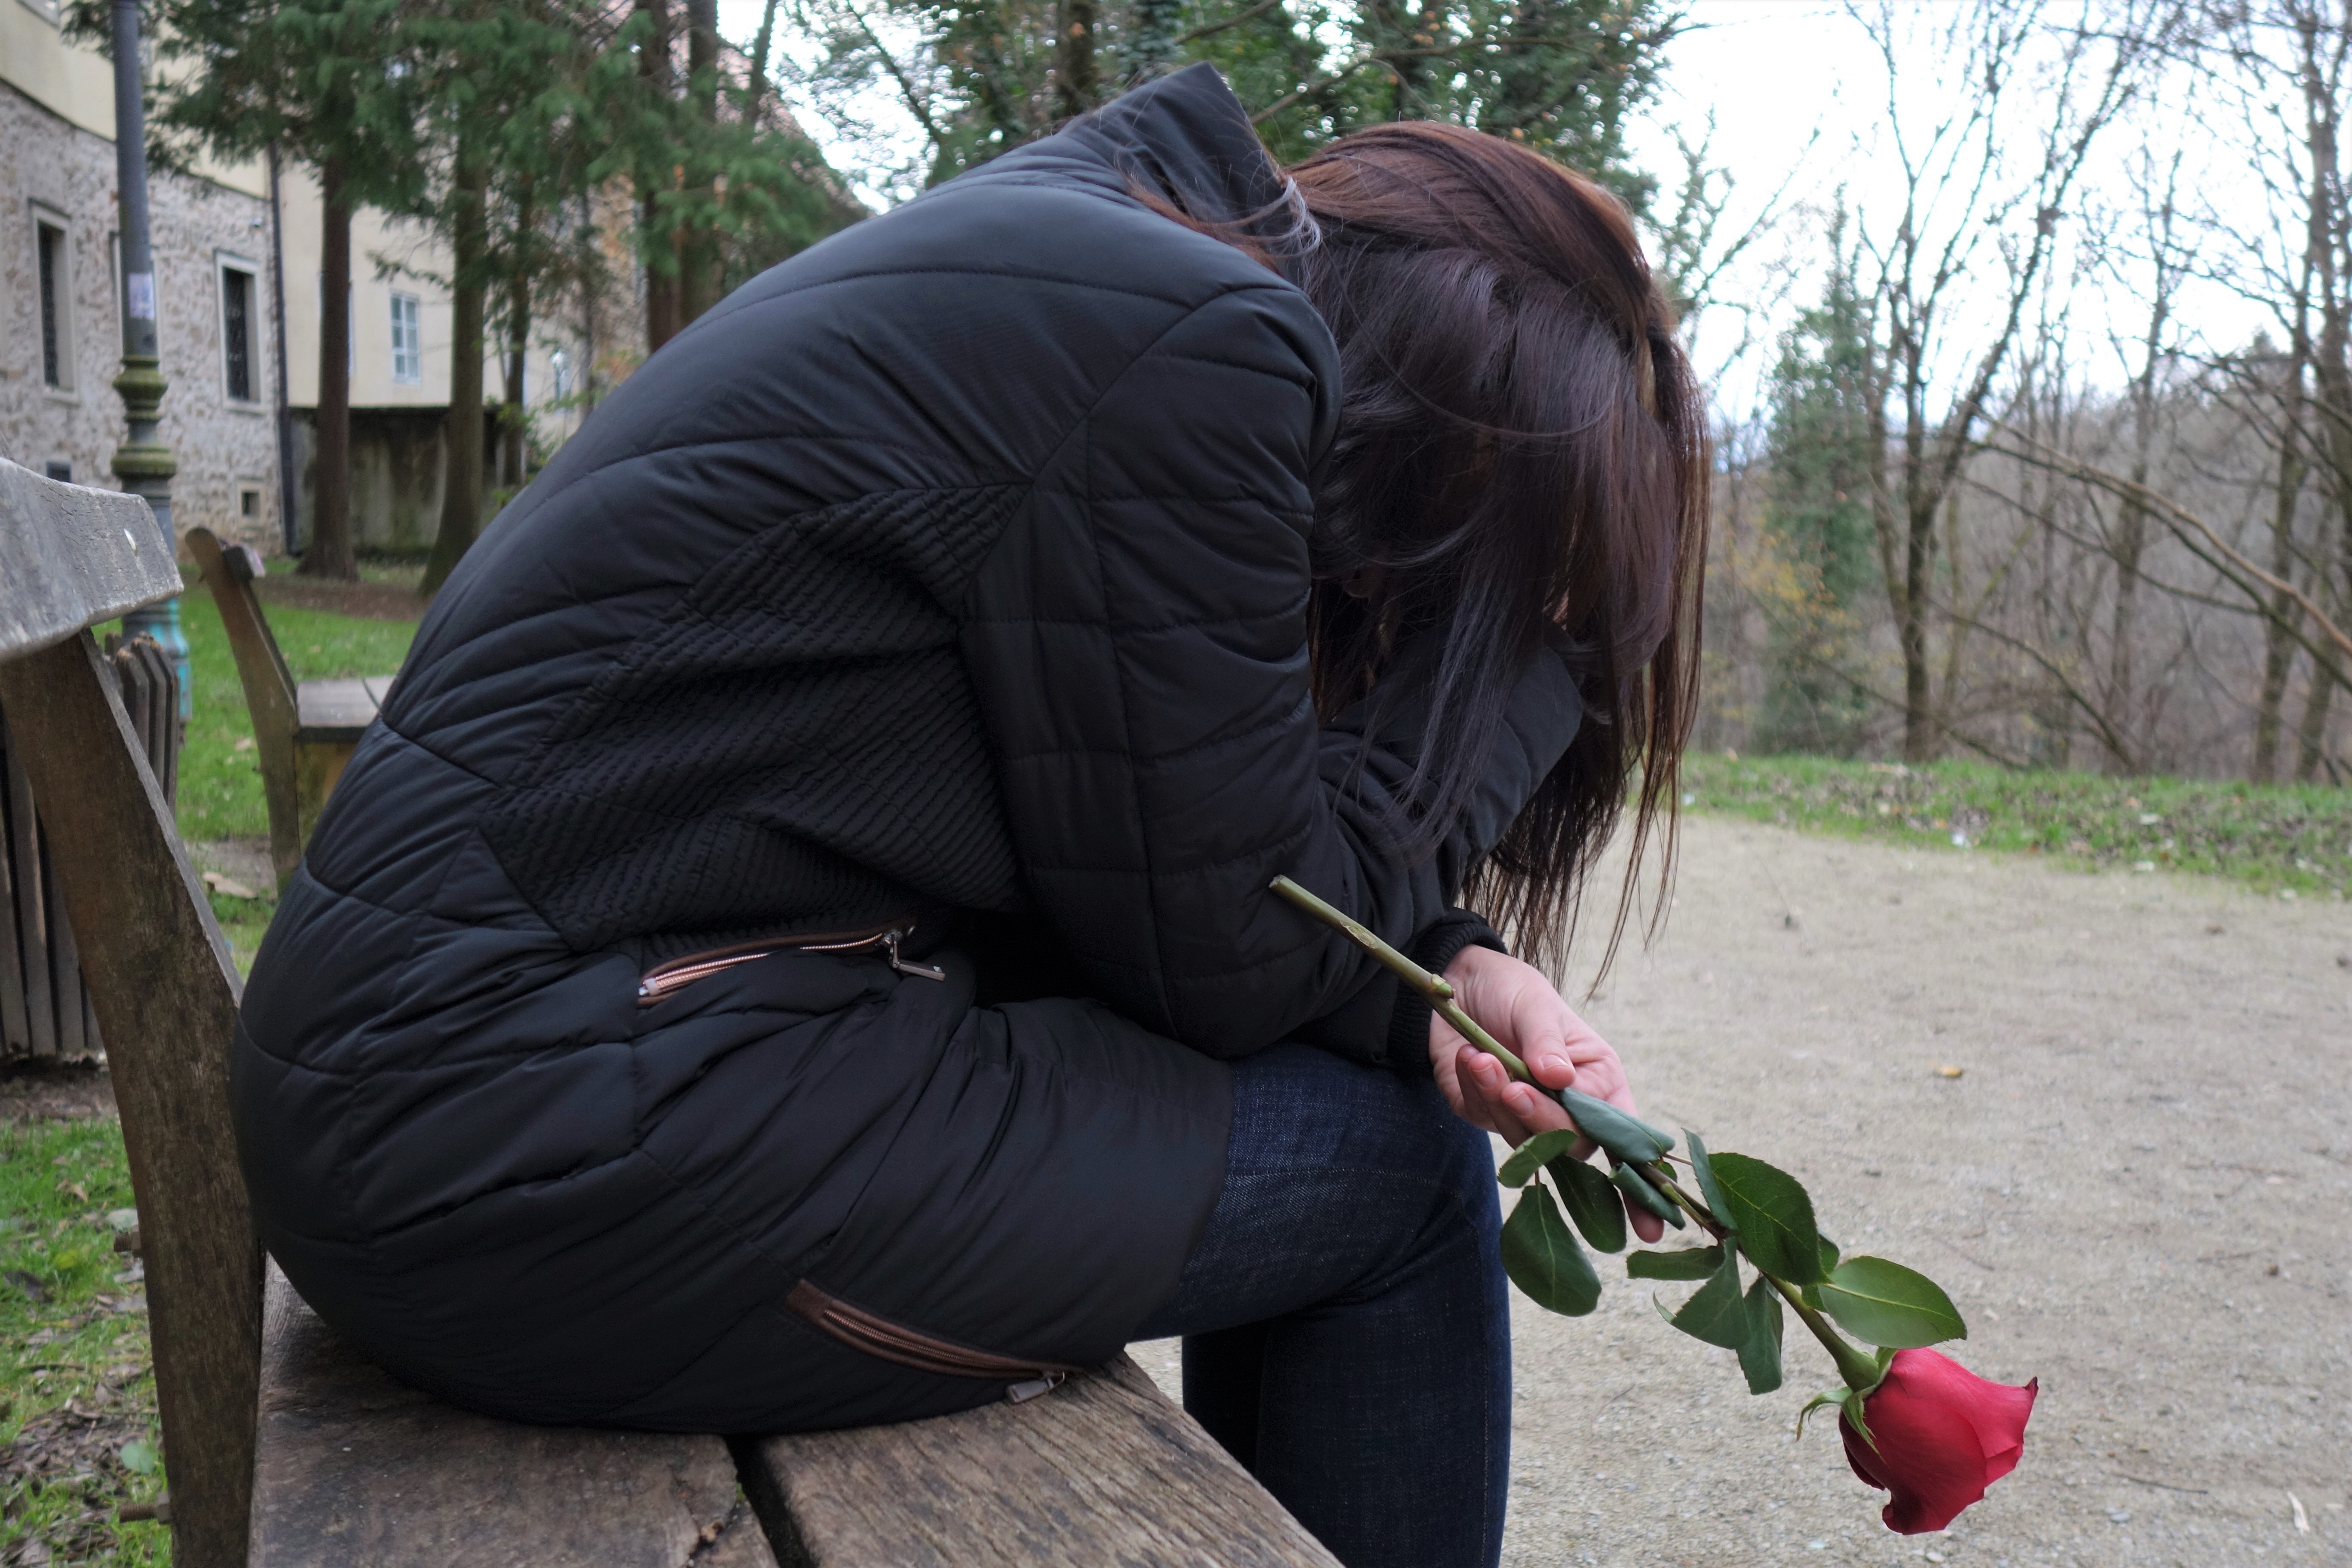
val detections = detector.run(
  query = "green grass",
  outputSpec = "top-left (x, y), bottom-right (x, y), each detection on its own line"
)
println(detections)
top-left (1678, 752), bottom-right (2352, 899)
top-left (169, 575), bottom-right (421, 844)
top-left (0, 1118), bottom-right (168, 1567)
top-left (110, 573), bottom-right (422, 973)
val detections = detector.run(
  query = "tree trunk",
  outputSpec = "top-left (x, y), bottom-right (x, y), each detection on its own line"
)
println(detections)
top-left (680, 0), bottom-right (722, 325)
top-left (2254, 364), bottom-right (2310, 781)
top-left (637, 0), bottom-right (681, 355)
top-left (1899, 489), bottom-right (1937, 761)
top-left (746, 0), bottom-right (780, 122)
top-left (501, 257), bottom-right (530, 492)
top-left (301, 159), bottom-right (355, 580)
top-left (423, 159), bottom-right (489, 597)
top-left (1057, 0), bottom-right (1097, 119)
top-left (2293, 644), bottom-right (2340, 779)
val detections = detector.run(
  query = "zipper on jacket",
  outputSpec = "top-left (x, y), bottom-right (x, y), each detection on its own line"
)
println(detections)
top-left (636, 919), bottom-right (946, 1005)
top-left (785, 1280), bottom-right (1078, 1400)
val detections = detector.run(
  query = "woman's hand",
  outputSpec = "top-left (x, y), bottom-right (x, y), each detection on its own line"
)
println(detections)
top-left (1430, 944), bottom-right (1666, 1243)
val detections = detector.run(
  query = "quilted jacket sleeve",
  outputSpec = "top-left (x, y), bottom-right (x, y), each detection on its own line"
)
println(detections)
top-left (962, 280), bottom-right (1584, 1061)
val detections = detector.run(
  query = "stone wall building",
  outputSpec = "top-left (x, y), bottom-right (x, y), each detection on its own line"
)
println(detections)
top-left (3, 0), bottom-right (579, 560)
top-left (3, 0), bottom-right (282, 551)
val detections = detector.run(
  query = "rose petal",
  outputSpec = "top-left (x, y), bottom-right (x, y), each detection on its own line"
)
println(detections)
top-left (1862, 1389), bottom-right (1992, 1533)
top-left (1841, 1412), bottom-right (1885, 1491)
top-left (1881, 1351), bottom-right (2039, 1485)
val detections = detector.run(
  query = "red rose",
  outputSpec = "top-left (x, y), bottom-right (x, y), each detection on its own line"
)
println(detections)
top-left (1840, 1348), bottom-right (2038, 1534)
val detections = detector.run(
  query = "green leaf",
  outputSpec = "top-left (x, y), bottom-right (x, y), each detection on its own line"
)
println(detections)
top-left (119, 1439), bottom-right (158, 1476)
top-left (1686, 1128), bottom-right (1734, 1232)
top-left (1667, 1251), bottom-right (1751, 1349)
top-left (1737, 1277), bottom-right (1784, 1395)
top-left (1707, 1153), bottom-right (1826, 1284)
top-left (1496, 1129), bottom-right (1582, 1188)
top-left (1611, 1161), bottom-right (1685, 1228)
top-left (1559, 1087), bottom-right (1675, 1164)
top-left (1816, 1256), bottom-right (1967, 1348)
top-left (1548, 1154), bottom-right (1626, 1253)
top-left (1625, 1244), bottom-right (1724, 1280)
top-left (1818, 1234), bottom-right (1840, 1276)
top-left (1500, 1183), bottom-right (1601, 1316)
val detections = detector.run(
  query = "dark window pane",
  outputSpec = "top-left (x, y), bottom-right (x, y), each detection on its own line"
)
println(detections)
top-left (224, 269), bottom-right (254, 402)
top-left (38, 226), bottom-right (63, 388)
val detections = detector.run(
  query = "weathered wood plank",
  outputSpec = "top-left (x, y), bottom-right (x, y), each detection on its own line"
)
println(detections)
top-left (0, 456), bottom-right (180, 658)
top-left (0, 741), bottom-right (27, 1054)
top-left (737, 1355), bottom-right (1341, 1568)
top-left (40, 830), bottom-right (86, 1059)
top-left (293, 677), bottom-right (379, 737)
top-left (3, 726), bottom-right (56, 1058)
top-left (0, 634), bottom-right (260, 1568)
top-left (186, 528), bottom-right (305, 889)
top-left (251, 1263), bottom-right (778, 1568)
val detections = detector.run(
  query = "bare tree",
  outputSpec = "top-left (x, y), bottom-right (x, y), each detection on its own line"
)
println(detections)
top-left (1847, 0), bottom-right (2178, 760)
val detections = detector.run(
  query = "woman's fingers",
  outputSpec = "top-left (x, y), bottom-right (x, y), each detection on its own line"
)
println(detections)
top-left (1626, 1198), bottom-right (1665, 1244)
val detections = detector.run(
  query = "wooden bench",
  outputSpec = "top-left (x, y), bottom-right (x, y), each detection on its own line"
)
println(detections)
top-left (0, 454), bottom-right (1339, 1568)
top-left (183, 527), bottom-right (396, 889)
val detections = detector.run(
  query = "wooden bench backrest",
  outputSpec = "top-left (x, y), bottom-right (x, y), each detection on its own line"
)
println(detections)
top-left (184, 528), bottom-right (305, 889)
top-left (0, 456), bottom-right (262, 1568)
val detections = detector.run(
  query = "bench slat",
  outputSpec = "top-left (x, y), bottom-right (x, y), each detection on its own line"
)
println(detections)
top-left (738, 1356), bottom-right (1341, 1568)
top-left (293, 678), bottom-right (379, 738)
top-left (0, 457), bottom-right (180, 658)
top-left (251, 1263), bottom-right (778, 1568)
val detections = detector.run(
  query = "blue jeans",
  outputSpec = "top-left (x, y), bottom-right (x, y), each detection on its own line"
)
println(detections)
top-left (1133, 1044), bottom-right (1511, 1568)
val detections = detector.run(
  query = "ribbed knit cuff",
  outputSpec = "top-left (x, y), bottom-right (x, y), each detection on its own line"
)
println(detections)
top-left (1385, 910), bottom-right (1508, 1077)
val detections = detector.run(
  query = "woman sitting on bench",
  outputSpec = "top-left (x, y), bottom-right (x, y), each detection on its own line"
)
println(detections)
top-left (233, 64), bottom-right (1703, 1568)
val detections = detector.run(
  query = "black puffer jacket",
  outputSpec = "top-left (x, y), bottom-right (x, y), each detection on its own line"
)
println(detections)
top-left (234, 65), bottom-right (1584, 1430)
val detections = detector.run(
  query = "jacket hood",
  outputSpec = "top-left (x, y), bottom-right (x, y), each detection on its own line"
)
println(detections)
top-left (979, 65), bottom-right (1300, 265)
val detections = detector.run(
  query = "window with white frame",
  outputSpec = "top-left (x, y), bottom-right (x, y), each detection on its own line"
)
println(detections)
top-left (550, 349), bottom-right (570, 402)
top-left (390, 291), bottom-right (422, 384)
top-left (218, 255), bottom-right (261, 404)
top-left (34, 208), bottom-right (74, 392)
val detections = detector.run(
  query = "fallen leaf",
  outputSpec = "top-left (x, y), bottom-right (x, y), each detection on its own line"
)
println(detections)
top-left (202, 871), bottom-right (259, 900)
top-left (1934, 1064), bottom-right (1964, 1079)
top-left (233, 735), bottom-right (255, 752)
top-left (5, 1268), bottom-right (51, 1304)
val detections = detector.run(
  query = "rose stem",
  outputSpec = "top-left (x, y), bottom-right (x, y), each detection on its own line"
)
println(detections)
top-left (1271, 876), bottom-right (1884, 1393)
top-left (1269, 876), bottom-right (1562, 1100)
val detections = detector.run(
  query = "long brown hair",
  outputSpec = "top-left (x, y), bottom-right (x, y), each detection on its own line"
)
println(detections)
top-left (1283, 123), bottom-right (1708, 977)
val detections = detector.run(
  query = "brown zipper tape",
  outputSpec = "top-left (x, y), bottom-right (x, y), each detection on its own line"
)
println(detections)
top-left (784, 1280), bottom-right (1081, 1382)
top-left (637, 917), bottom-right (945, 1005)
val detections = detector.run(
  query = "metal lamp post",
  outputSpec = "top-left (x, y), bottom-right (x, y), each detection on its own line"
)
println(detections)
top-left (110, 0), bottom-right (189, 720)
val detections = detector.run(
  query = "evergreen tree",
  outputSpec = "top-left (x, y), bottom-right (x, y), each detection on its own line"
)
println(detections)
top-left (87, 0), bottom-right (426, 579)
top-left (410, 0), bottom-right (848, 593)
top-left (1756, 214), bottom-right (1879, 756)
top-left (791, 0), bottom-right (1677, 196)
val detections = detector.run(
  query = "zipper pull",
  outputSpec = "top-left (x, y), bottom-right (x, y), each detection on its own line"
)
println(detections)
top-left (883, 930), bottom-right (947, 982)
top-left (1005, 1372), bottom-right (1067, 1404)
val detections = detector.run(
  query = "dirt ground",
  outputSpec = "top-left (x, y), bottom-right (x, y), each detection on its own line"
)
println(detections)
top-left (1137, 815), bottom-right (2352, 1567)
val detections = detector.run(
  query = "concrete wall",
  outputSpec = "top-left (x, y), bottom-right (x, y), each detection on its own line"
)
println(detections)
top-left (285, 405), bottom-right (499, 554)
top-left (0, 80), bottom-right (281, 553)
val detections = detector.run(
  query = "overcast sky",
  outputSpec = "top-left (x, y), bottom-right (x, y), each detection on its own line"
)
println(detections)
top-left (719, 0), bottom-right (2272, 421)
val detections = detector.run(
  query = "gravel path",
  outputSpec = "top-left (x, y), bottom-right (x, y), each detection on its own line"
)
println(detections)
top-left (1138, 815), bottom-right (2352, 1566)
